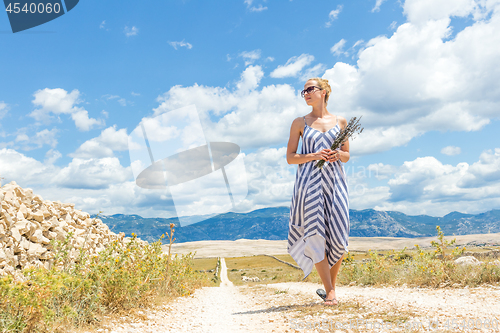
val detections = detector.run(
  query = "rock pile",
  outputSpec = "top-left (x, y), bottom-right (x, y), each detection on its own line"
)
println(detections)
top-left (0, 181), bottom-right (146, 281)
top-left (242, 276), bottom-right (260, 282)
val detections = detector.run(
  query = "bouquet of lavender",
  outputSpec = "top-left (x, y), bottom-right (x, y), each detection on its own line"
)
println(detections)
top-left (315, 116), bottom-right (364, 169)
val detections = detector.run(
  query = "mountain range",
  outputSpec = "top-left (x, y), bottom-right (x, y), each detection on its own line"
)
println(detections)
top-left (94, 207), bottom-right (500, 244)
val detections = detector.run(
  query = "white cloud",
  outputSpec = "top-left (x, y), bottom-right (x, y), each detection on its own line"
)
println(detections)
top-left (3, 150), bottom-right (149, 218)
top-left (403, 0), bottom-right (476, 23)
top-left (387, 150), bottom-right (500, 208)
top-left (330, 39), bottom-right (347, 56)
top-left (102, 94), bottom-right (129, 106)
top-left (44, 149), bottom-right (62, 165)
top-left (389, 21), bottom-right (397, 30)
top-left (367, 163), bottom-right (398, 180)
top-left (168, 40), bottom-right (193, 50)
top-left (99, 20), bottom-right (106, 29)
top-left (0, 101), bottom-right (8, 120)
top-left (0, 148), bottom-right (58, 186)
top-left (71, 110), bottom-right (105, 132)
top-left (249, 5), bottom-right (267, 12)
top-left (239, 49), bottom-right (261, 66)
top-left (30, 88), bottom-right (104, 131)
top-left (12, 128), bottom-right (58, 151)
top-left (325, 5), bottom-right (343, 27)
top-left (352, 40), bottom-right (364, 49)
top-left (108, 0), bottom-right (500, 216)
top-left (70, 125), bottom-right (130, 159)
top-left (459, 148), bottom-right (500, 188)
top-left (151, 2), bottom-right (500, 159)
top-left (236, 65), bottom-right (264, 91)
top-left (0, 148), bottom-right (173, 218)
top-left (441, 146), bottom-right (461, 155)
top-left (220, 144), bottom-right (500, 218)
top-left (244, 0), bottom-right (267, 12)
top-left (153, 68), bottom-right (306, 150)
top-left (322, 2), bottom-right (500, 154)
top-left (31, 88), bottom-right (80, 118)
top-left (124, 26), bottom-right (138, 37)
top-left (103, 94), bottom-right (119, 100)
top-left (372, 0), bottom-right (387, 13)
top-left (54, 157), bottom-right (132, 189)
top-left (270, 54), bottom-right (315, 78)
top-left (15, 134), bottom-right (28, 142)
top-left (237, 147), bottom-right (296, 210)
top-left (34, 129), bottom-right (58, 148)
top-left (350, 149), bottom-right (500, 216)
top-left (300, 63), bottom-right (327, 81)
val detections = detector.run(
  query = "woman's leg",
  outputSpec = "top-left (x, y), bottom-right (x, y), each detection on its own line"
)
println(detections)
top-left (330, 253), bottom-right (344, 290)
top-left (314, 254), bottom-right (338, 304)
top-left (315, 253), bottom-right (344, 305)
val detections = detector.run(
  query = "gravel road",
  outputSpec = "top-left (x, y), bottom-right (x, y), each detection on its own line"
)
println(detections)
top-left (88, 258), bottom-right (500, 333)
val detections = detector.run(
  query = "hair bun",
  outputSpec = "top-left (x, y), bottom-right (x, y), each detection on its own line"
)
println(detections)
top-left (306, 77), bottom-right (332, 105)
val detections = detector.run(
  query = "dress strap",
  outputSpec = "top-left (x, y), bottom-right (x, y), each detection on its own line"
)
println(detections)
top-left (303, 116), bottom-right (307, 128)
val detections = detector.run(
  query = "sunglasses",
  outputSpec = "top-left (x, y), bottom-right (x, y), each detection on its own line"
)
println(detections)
top-left (300, 86), bottom-right (322, 98)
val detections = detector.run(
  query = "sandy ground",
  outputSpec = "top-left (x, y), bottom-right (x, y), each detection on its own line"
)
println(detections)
top-left (165, 233), bottom-right (500, 258)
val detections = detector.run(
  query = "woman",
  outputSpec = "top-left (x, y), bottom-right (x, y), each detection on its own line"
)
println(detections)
top-left (286, 77), bottom-right (350, 306)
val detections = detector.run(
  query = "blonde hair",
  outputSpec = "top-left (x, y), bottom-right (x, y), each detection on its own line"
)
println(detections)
top-left (307, 77), bottom-right (332, 105)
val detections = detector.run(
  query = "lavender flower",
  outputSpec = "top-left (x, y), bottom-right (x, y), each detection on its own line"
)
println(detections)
top-left (315, 116), bottom-right (364, 169)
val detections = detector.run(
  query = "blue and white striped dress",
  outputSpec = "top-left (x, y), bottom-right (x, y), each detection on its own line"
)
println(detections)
top-left (288, 116), bottom-right (350, 279)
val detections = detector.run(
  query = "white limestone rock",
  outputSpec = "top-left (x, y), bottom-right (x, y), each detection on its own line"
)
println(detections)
top-left (30, 230), bottom-right (50, 245)
top-left (14, 219), bottom-right (29, 235)
top-left (32, 211), bottom-right (44, 223)
top-left (27, 243), bottom-right (47, 257)
top-left (455, 256), bottom-right (482, 266)
top-left (10, 227), bottom-right (22, 243)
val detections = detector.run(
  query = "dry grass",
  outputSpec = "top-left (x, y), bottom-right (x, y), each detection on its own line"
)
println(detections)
top-left (0, 228), bottom-right (215, 333)
top-left (225, 255), bottom-right (324, 286)
top-left (272, 254), bottom-right (297, 264)
top-left (227, 227), bottom-right (500, 290)
top-left (192, 258), bottom-right (218, 271)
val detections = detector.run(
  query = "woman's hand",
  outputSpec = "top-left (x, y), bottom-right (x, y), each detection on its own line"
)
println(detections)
top-left (314, 149), bottom-right (342, 163)
top-left (328, 149), bottom-right (342, 163)
top-left (313, 149), bottom-right (334, 162)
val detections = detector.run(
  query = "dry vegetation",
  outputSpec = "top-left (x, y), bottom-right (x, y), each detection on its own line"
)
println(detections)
top-left (227, 227), bottom-right (500, 289)
top-left (0, 227), bottom-right (215, 333)
top-left (2, 221), bottom-right (500, 332)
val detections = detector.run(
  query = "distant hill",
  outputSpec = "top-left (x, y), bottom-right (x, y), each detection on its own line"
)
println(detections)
top-left (93, 207), bottom-right (500, 244)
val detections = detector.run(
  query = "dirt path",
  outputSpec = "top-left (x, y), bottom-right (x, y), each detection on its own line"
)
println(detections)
top-left (219, 258), bottom-right (233, 287)
top-left (98, 257), bottom-right (290, 333)
top-left (93, 260), bottom-right (500, 333)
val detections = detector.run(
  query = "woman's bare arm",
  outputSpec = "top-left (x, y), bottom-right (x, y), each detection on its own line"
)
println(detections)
top-left (286, 117), bottom-right (329, 164)
top-left (328, 117), bottom-right (351, 163)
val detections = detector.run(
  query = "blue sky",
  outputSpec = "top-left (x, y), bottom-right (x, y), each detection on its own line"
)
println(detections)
top-left (1, 0), bottom-right (499, 221)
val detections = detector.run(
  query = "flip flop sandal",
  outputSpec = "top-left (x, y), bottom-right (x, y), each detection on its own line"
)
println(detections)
top-left (324, 298), bottom-right (339, 306)
top-left (316, 289), bottom-right (326, 301)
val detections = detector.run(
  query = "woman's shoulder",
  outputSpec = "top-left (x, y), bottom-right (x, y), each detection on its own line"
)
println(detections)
top-left (337, 115), bottom-right (348, 128)
top-left (292, 116), bottom-right (307, 127)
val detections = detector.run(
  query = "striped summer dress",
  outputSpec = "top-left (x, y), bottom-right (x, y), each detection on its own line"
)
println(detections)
top-left (287, 116), bottom-right (350, 279)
